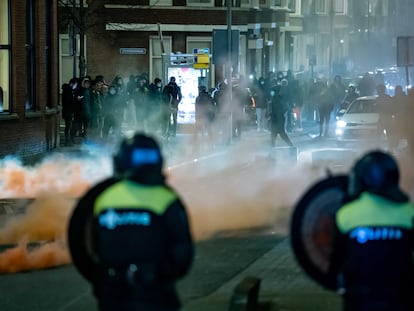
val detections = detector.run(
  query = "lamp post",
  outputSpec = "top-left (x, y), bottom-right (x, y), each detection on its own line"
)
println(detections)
top-left (329, 0), bottom-right (335, 80)
top-left (227, 0), bottom-right (233, 143)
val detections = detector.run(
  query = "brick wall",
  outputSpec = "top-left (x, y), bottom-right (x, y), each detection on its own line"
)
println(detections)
top-left (0, 0), bottom-right (60, 162)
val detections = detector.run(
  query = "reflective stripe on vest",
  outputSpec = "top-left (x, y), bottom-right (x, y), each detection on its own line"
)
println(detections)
top-left (94, 181), bottom-right (177, 216)
top-left (336, 192), bottom-right (414, 234)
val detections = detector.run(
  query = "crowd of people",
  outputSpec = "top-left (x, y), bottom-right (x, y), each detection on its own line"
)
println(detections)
top-left (61, 70), bottom-right (414, 153)
top-left (60, 73), bottom-right (185, 146)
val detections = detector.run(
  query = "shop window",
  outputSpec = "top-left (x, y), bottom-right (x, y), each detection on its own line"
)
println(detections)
top-left (0, 0), bottom-right (10, 113)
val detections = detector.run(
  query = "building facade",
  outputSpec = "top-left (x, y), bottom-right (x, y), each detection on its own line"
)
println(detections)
top-left (0, 0), bottom-right (60, 161)
top-left (60, 0), bottom-right (411, 87)
top-left (58, 0), bottom-right (300, 86)
top-left (1, 0), bottom-right (413, 160)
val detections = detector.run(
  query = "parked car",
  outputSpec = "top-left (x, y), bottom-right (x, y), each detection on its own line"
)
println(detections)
top-left (335, 96), bottom-right (387, 146)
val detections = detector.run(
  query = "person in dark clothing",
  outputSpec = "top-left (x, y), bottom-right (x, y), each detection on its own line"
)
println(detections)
top-left (72, 77), bottom-right (92, 140)
top-left (231, 78), bottom-right (249, 139)
top-left (253, 77), bottom-right (269, 132)
top-left (61, 78), bottom-right (77, 145)
top-left (163, 77), bottom-right (182, 137)
top-left (357, 72), bottom-right (376, 97)
top-left (132, 75), bottom-right (149, 132)
top-left (329, 150), bottom-right (414, 311)
top-left (101, 85), bottom-right (125, 139)
top-left (193, 85), bottom-right (215, 149)
top-left (68, 133), bottom-right (194, 311)
top-left (376, 84), bottom-right (395, 149)
top-left (268, 82), bottom-right (294, 147)
top-left (161, 84), bottom-right (173, 138)
top-left (315, 80), bottom-right (334, 137)
top-left (285, 70), bottom-right (299, 132)
top-left (337, 85), bottom-right (358, 117)
top-left (147, 78), bottom-right (164, 134)
top-left (330, 75), bottom-right (346, 120)
top-left (0, 85), bottom-right (4, 112)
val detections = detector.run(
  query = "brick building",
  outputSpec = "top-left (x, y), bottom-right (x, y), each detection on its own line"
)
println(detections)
top-left (2, 0), bottom-right (411, 160)
top-left (0, 0), bottom-right (60, 161)
top-left (58, 1), bottom-right (296, 87)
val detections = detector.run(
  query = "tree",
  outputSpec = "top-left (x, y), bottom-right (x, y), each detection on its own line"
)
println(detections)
top-left (58, 0), bottom-right (103, 77)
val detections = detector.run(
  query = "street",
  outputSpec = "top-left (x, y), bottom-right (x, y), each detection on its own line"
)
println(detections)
top-left (0, 125), bottom-right (410, 310)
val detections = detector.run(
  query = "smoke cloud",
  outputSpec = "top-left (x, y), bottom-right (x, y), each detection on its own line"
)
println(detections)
top-left (0, 138), bottom-right (413, 274)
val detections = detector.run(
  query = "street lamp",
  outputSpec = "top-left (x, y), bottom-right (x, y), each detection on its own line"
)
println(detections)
top-left (329, 0), bottom-right (335, 80)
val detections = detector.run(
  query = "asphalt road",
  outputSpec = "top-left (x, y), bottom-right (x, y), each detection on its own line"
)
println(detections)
top-left (1, 125), bottom-right (405, 311)
top-left (0, 227), bottom-right (283, 311)
top-left (0, 133), bottom-right (290, 311)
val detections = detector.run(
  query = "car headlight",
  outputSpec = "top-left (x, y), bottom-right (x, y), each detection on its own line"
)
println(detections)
top-left (336, 120), bottom-right (347, 128)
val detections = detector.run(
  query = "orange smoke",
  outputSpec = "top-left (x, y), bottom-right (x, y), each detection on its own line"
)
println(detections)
top-left (0, 194), bottom-right (75, 244)
top-left (1, 141), bottom-right (412, 275)
top-left (0, 154), bottom-right (110, 198)
top-left (0, 240), bottom-right (70, 274)
top-left (0, 154), bottom-right (111, 274)
top-left (0, 194), bottom-right (77, 274)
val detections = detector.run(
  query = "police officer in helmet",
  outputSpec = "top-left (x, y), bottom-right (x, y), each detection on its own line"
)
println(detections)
top-left (329, 150), bottom-right (414, 311)
top-left (68, 133), bottom-right (194, 311)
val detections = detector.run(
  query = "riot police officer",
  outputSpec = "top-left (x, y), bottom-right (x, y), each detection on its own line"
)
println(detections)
top-left (329, 150), bottom-right (414, 311)
top-left (68, 133), bottom-right (194, 311)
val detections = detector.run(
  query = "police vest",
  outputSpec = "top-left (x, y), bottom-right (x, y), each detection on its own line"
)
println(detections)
top-left (93, 180), bottom-right (177, 265)
top-left (335, 192), bottom-right (414, 288)
top-left (336, 192), bottom-right (414, 236)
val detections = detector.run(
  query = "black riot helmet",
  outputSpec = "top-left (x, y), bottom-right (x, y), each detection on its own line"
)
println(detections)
top-left (113, 133), bottom-right (164, 181)
top-left (348, 150), bottom-right (408, 203)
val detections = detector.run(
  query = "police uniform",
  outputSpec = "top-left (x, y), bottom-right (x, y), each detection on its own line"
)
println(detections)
top-left (68, 134), bottom-right (194, 311)
top-left (329, 151), bottom-right (414, 311)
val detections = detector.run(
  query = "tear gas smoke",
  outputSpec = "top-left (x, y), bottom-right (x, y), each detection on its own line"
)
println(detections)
top-left (0, 138), bottom-right (413, 274)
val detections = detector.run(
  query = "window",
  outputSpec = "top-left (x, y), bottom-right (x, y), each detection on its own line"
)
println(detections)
top-left (187, 37), bottom-right (212, 56)
top-left (149, 36), bottom-right (172, 82)
top-left (187, 0), bottom-right (214, 7)
top-left (381, 0), bottom-right (389, 16)
top-left (58, 0), bottom-right (87, 7)
top-left (26, 0), bottom-right (36, 111)
top-left (334, 0), bottom-right (346, 14)
top-left (0, 0), bottom-right (10, 112)
top-left (287, 0), bottom-right (296, 12)
top-left (314, 0), bottom-right (327, 14)
top-left (150, 0), bottom-right (172, 6)
top-left (59, 34), bottom-right (81, 90)
top-left (240, 0), bottom-right (258, 8)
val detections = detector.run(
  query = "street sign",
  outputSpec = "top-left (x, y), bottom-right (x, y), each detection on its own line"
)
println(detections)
top-left (194, 54), bottom-right (210, 69)
top-left (193, 48), bottom-right (209, 54)
top-left (193, 51), bottom-right (210, 69)
top-left (119, 48), bottom-right (146, 55)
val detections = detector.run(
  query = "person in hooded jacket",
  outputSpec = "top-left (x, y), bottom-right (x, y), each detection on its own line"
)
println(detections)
top-left (268, 80), bottom-right (294, 147)
top-left (61, 78), bottom-right (77, 145)
top-left (101, 85), bottom-right (126, 139)
top-left (68, 133), bottom-right (194, 311)
top-left (329, 150), bottom-right (414, 311)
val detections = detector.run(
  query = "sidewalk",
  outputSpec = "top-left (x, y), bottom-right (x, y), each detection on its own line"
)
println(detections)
top-left (182, 238), bottom-right (341, 311)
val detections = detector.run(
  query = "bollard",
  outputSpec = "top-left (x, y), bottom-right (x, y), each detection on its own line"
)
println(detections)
top-left (228, 276), bottom-right (261, 311)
